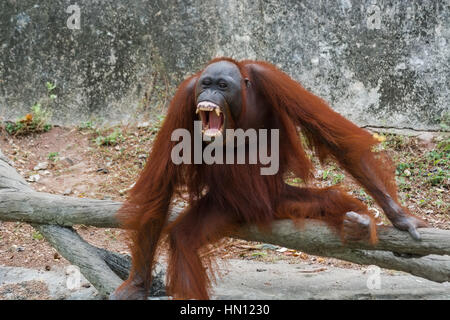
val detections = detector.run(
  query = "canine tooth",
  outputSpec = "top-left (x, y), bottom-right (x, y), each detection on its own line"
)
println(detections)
top-left (196, 108), bottom-right (200, 114)
top-left (214, 108), bottom-right (221, 116)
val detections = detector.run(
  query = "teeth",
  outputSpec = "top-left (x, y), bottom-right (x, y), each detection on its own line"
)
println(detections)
top-left (196, 106), bottom-right (221, 112)
top-left (204, 129), bottom-right (223, 137)
top-left (198, 101), bottom-right (219, 108)
top-left (196, 101), bottom-right (222, 114)
top-left (196, 101), bottom-right (224, 139)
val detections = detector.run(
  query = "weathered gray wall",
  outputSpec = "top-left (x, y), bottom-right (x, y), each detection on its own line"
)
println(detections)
top-left (0, 0), bottom-right (448, 129)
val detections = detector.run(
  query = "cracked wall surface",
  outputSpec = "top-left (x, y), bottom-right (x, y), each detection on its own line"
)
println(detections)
top-left (0, 0), bottom-right (448, 129)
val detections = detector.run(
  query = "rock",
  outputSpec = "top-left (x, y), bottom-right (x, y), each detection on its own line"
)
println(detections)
top-left (0, 266), bottom-right (98, 300)
top-left (138, 122), bottom-right (150, 128)
top-left (1, 259), bottom-right (450, 300)
top-left (96, 168), bottom-right (109, 174)
top-left (27, 174), bottom-right (40, 182)
top-left (260, 244), bottom-right (279, 250)
top-left (60, 157), bottom-right (75, 166)
top-left (33, 162), bottom-right (48, 171)
top-left (0, 1), bottom-right (446, 130)
top-left (10, 245), bottom-right (25, 252)
top-left (212, 259), bottom-right (450, 300)
top-left (417, 132), bottom-right (436, 147)
top-left (63, 188), bottom-right (72, 195)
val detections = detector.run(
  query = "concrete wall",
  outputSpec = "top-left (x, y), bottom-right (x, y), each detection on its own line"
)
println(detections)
top-left (0, 0), bottom-right (448, 130)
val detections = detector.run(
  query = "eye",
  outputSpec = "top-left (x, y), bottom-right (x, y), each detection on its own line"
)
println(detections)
top-left (218, 82), bottom-right (227, 89)
top-left (202, 78), bottom-right (212, 86)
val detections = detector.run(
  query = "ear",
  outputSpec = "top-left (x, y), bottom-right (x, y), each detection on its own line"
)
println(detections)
top-left (244, 78), bottom-right (251, 88)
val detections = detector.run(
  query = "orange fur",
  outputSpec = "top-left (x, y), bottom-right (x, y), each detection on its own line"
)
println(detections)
top-left (114, 58), bottom-right (416, 300)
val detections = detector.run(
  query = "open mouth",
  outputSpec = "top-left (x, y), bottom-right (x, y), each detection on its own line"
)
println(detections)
top-left (196, 101), bottom-right (225, 138)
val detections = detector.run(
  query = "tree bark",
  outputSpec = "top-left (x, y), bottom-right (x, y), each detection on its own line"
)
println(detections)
top-left (0, 150), bottom-right (124, 298)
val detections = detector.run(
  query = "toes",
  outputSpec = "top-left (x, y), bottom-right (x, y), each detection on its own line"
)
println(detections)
top-left (342, 211), bottom-right (374, 242)
top-left (393, 216), bottom-right (426, 241)
top-left (344, 211), bottom-right (370, 227)
top-left (344, 211), bottom-right (359, 222)
top-left (408, 226), bottom-right (422, 241)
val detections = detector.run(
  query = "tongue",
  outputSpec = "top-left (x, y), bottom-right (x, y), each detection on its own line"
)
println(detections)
top-left (209, 110), bottom-right (221, 129)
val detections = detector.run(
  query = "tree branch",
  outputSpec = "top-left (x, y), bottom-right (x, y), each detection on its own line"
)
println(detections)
top-left (0, 149), bottom-right (123, 297)
top-left (1, 190), bottom-right (449, 257)
top-left (32, 223), bottom-right (123, 298)
top-left (237, 222), bottom-right (450, 282)
top-left (0, 149), bottom-right (449, 298)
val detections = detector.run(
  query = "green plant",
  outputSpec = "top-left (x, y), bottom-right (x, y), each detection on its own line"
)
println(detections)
top-left (322, 169), bottom-right (330, 180)
top-left (3, 81), bottom-right (57, 135)
top-left (427, 150), bottom-right (445, 162)
top-left (4, 103), bottom-right (52, 136)
top-left (395, 162), bottom-right (415, 177)
top-left (33, 103), bottom-right (52, 129)
top-left (32, 231), bottom-right (44, 241)
top-left (46, 81), bottom-right (57, 100)
top-left (424, 139), bottom-right (449, 181)
top-left (417, 199), bottom-right (427, 207)
top-left (437, 137), bottom-right (450, 152)
top-left (5, 122), bottom-right (23, 134)
top-left (251, 251), bottom-right (267, 257)
top-left (358, 189), bottom-right (366, 196)
top-left (332, 173), bottom-right (345, 184)
top-left (396, 176), bottom-right (412, 191)
top-left (94, 128), bottom-right (124, 146)
top-left (48, 152), bottom-right (60, 162)
top-left (427, 167), bottom-right (448, 187)
top-left (79, 121), bottom-right (95, 131)
top-left (381, 133), bottom-right (409, 151)
top-left (104, 229), bottom-right (117, 240)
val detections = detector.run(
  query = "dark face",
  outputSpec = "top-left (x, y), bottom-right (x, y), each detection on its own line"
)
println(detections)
top-left (195, 61), bottom-right (243, 141)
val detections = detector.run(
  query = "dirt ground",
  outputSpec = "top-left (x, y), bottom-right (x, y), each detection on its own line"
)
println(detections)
top-left (0, 122), bottom-right (448, 296)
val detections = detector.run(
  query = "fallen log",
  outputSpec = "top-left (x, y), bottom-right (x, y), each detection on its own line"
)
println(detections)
top-left (0, 149), bottom-right (449, 298)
